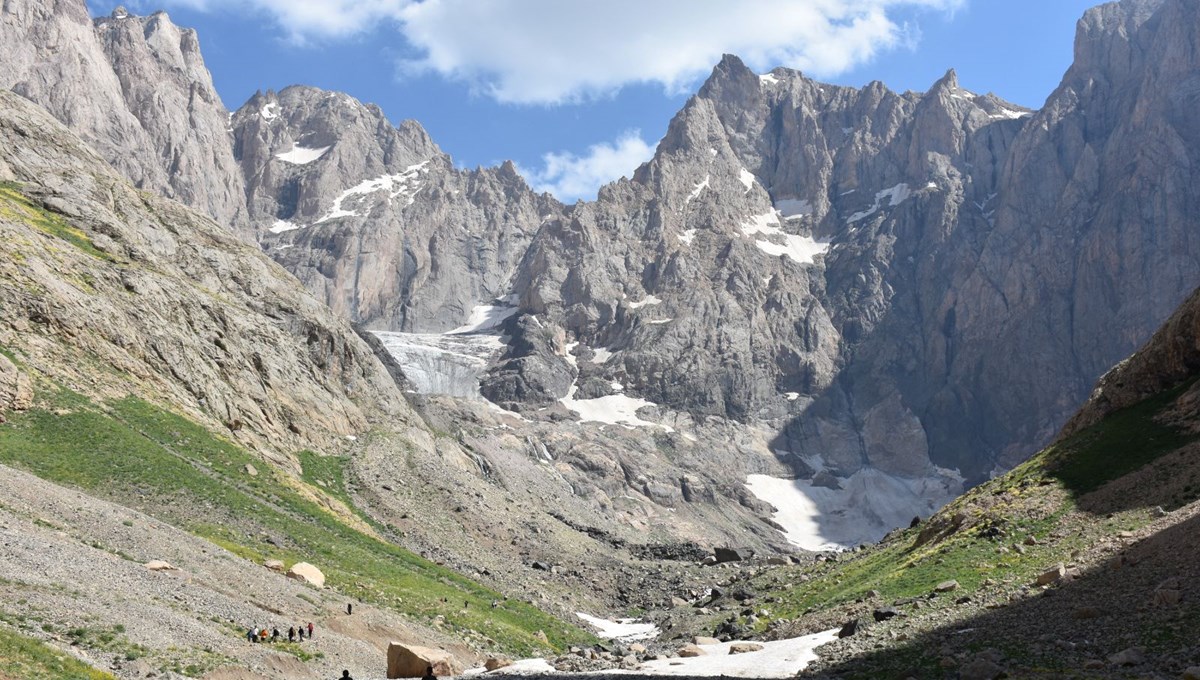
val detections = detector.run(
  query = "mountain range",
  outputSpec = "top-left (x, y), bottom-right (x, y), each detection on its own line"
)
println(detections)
top-left (1, 0), bottom-right (1199, 677)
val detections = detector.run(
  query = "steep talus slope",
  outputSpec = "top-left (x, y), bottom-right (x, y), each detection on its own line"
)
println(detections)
top-left (0, 2), bottom-right (248, 234)
top-left (233, 86), bottom-right (558, 332)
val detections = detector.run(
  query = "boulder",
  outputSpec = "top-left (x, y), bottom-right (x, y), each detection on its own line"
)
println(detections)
top-left (144, 560), bottom-right (175, 571)
top-left (1153, 588), bottom-right (1182, 607)
top-left (484, 658), bottom-right (511, 671)
top-left (286, 562), bottom-right (325, 587)
top-left (1108, 647), bottom-right (1145, 666)
top-left (714, 547), bottom-right (744, 564)
top-left (729, 642), bottom-right (763, 654)
top-left (1154, 577), bottom-right (1183, 607)
top-left (872, 607), bottom-right (899, 622)
top-left (387, 643), bottom-right (462, 678)
top-left (1182, 666), bottom-right (1200, 680)
top-left (263, 559), bottom-right (285, 572)
top-left (628, 643), bottom-right (647, 654)
top-left (692, 636), bottom-right (721, 645)
top-left (960, 658), bottom-right (1005, 680)
top-left (837, 619), bottom-right (862, 638)
top-left (242, 463), bottom-right (258, 477)
top-left (677, 645), bottom-right (706, 658)
top-left (1036, 563), bottom-right (1065, 586)
top-left (934, 580), bottom-right (959, 593)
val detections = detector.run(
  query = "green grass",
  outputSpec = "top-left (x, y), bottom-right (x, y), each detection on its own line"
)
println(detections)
top-left (0, 390), bottom-right (593, 655)
top-left (296, 449), bottom-right (354, 511)
top-left (1039, 379), bottom-right (1199, 495)
top-left (0, 625), bottom-right (116, 680)
top-left (0, 183), bottom-right (112, 262)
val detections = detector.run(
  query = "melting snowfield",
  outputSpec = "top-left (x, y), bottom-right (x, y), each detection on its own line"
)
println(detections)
top-left (746, 466), bottom-right (964, 551)
top-left (575, 613), bottom-right (659, 642)
top-left (629, 629), bottom-right (840, 678)
top-left (464, 627), bottom-right (840, 678)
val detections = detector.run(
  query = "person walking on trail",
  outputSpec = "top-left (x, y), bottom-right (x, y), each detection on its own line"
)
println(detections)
top-left (421, 665), bottom-right (437, 680)
top-left (246, 627), bottom-right (255, 643)
top-left (346, 602), bottom-right (353, 615)
top-left (307, 621), bottom-right (314, 638)
top-left (271, 628), bottom-right (280, 642)
top-left (297, 623), bottom-right (305, 640)
top-left (338, 671), bottom-right (353, 680)
top-left (288, 626), bottom-right (295, 642)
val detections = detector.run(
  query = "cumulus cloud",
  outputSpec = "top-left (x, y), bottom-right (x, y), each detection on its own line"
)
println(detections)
top-left (521, 131), bottom-right (656, 203)
top-left (124, 0), bottom-right (964, 102)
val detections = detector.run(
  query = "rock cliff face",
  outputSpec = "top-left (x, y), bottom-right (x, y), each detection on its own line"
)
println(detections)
top-left (0, 2), bottom-right (248, 234)
top-left (231, 86), bottom-right (558, 331)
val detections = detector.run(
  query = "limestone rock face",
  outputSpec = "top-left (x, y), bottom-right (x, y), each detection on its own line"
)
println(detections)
top-left (231, 86), bottom-right (556, 332)
top-left (0, 2), bottom-right (248, 234)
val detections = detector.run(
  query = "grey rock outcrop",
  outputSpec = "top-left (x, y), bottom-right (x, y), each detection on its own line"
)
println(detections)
top-left (0, 2), bottom-right (248, 233)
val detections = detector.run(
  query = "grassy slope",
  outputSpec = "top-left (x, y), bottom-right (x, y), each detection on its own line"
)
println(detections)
top-left (0, 384), bottom-right (594, 661)
top-left (0, 625), bottom-right (117, 680)
top-left (732, 383), bottom-right (1200, 675)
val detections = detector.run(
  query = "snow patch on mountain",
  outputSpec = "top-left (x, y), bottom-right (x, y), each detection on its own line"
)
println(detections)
top-left (269, 219), bottom-right (301, 234)
top-left (847, 183), bottom-right (911, 223)
top-left (449, 296), bottom-right (520, 334)
top-left (275, 145), bottom-right (331, 165)
top-left (774, 198), bottom-right (812, 219)
top-left (628, 295), bottom-right (662, 309)
top-left (633, 629), bottom-right (840, 678)
top-left (679, 228), bottom-right (697, 244)
top-left (317, 161), bottom-right (429, 223)
top-left (740, 211), bottom-right (829, 264)
top-left (560, 342), bottom-right (674, 432)
top-left (575, 613), bottom-right (659, 641)
top-left (687, 175), bottom-right (710, 203)
top-left (738, 167), bottom-right (757, 192)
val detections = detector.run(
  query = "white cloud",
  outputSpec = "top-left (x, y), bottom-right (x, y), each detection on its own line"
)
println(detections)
top-left (121, 0), bottom-right (964, 102)
top-left (521, 131), bottom-right (655, 203)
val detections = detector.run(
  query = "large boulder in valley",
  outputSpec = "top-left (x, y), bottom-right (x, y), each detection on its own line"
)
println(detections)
top-left (387, 643), bottom-right (462, 678)
top-left (286, 562), bottom-right (325, 587)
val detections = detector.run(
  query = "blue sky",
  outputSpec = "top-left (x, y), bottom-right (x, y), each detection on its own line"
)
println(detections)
top-left (89, 0), bottom-right (1099, 201)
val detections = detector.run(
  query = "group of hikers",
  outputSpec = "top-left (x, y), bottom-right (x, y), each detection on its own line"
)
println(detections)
top-left (246, 621), bottom-right (314, 643)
